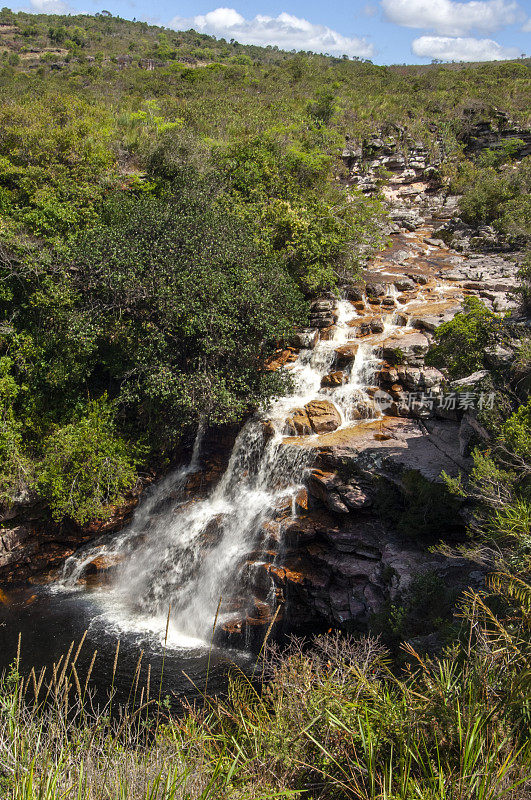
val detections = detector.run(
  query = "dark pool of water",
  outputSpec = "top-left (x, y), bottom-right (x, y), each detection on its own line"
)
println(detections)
top-left (0, 586), bottom-right (252, 714)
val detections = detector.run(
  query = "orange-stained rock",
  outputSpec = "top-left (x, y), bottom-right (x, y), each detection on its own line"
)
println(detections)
top-left (265, 347), bottom-right (298, 372)
top-left (285, 407), bottom-right (312, 436)
top-left (294, 488), bottom-right (309, 513)
top-left (83, 553), bottom-right (125, 581)
top-left (320, 326), bottom-right (338, 341)
top-left (262, 420), bottom-right (276, 440)
top-left (321, 371), bottom-right (347, 388)
top-left (335, 343), bottom-right (359, 368)
top-left (304, 399), bottom-right (341, 434)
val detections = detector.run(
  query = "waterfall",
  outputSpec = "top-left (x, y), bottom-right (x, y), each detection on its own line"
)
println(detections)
top-left (56, 285), bottom-right (417, 647)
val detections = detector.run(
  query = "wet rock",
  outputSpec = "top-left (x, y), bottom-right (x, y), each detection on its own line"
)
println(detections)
top-left (309, 300), bottom-right (337, 329)
top-left (320, 326), bottom-right (338, 341)
top-left (334, 343), bottom-right (359, 368)
top-left (83, 553), bottom-right (124, 577)
top-left (345, 285), bottom-right (364, 301)
top-left (321, 371), bottom-right (347, 388)
top-left (290, 329), bottom-right (319, 350)
top-left (285, 407), bottom-right (313, 436)
top-left (200, 515), bottom-right (225, 548)
top-left (394, 277), bottom-right (416, 292)
top-left (408, 273), bottom-right (430, 285)
top-left (307, 471), bottom-right (349, 514)
top-left (262, 420), bottom-right (276, 440)
top-left (350, 398), bottom-right (375, 420)
top-left (308, 469), bottom-right (340, 504)
top-left (305, 400), bottom-right (342, 434)
top-left (309, 313), bottom-right (335, 329)
top-left (265, 348), bottom-right (298, 371)
top-left (365, 282), bottom-right (386, 298)
top-left (294, 489), bottom-right (310, 514)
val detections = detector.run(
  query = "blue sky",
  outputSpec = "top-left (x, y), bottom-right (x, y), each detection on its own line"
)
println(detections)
top-left (11, 0), bottom-right (531, 64)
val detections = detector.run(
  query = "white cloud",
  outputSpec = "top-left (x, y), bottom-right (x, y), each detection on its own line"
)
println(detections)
top-left (382, 0), bottom-right (522, 35)
top-left (168, 7), bottom-right (374, 58)
top-left (522, 18), bottom-right (531, 31)
top-left (23, 0), bottom-right (75, 12)
top-left (412, 34), bottom-right (520, 60)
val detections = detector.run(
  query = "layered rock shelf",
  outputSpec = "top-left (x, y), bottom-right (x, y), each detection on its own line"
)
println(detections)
top-left (224, 206), bottom-right (522, 640)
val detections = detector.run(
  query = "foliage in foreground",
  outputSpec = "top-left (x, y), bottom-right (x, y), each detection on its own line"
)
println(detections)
top-left (1, 568), bottom-right (530, 800)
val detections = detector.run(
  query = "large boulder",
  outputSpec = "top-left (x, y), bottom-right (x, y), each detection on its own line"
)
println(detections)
top-left (382, 332), bottom-right (430, 366)
top-left (304, 400), bottom-right (342, 434)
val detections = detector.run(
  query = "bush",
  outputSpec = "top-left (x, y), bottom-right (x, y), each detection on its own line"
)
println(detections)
top-left (456, 156), bottom-right (531, 235)
top-left (426, 296), bottom-right (502, 379)
top-left (37, 397), bottom-right (137, 524)
top-left (502, 398), bottom-right (531, 461)
top-left (64, 186), bottom-right (306, 445)
top-left (0, 356), bottom-right (32, 506)
top-left (397, 470), bottom-right (463, 539)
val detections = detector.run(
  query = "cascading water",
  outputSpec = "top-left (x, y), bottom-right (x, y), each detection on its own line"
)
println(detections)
top-left (56, 286), bottom-right (419, 647)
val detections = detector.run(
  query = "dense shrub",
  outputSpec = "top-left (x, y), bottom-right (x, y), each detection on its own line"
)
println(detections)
top-left (37, 397), bottom-right (137, 524)
top-left (456, 156), bottom-right (531, 236)
top-left (426, 297), bottom-right (502, 378)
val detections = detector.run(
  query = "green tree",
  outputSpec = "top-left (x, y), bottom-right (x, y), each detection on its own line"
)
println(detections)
top-left (38, 396), bottom-right (137, 524)
top-left (64, 186), bottom-right (306, 445)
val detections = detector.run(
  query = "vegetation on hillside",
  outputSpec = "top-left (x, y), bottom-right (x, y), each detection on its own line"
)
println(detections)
top-left (0, 8), bottom-right (528, 525)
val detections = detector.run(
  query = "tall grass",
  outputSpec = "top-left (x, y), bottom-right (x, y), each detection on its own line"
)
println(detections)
top-left (1, 575), bottom-right (530, 799)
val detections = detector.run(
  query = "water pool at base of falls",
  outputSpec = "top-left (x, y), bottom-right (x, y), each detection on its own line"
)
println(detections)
top-left (0, 584), bottom-right (252, 711)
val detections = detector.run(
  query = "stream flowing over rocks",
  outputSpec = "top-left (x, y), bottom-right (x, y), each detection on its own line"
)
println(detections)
top-left (1, 122), bottom-right (527, 649)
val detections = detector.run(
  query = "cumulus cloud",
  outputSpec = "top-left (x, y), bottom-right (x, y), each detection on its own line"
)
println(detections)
top-left (412, 34), bottom-right (520, 60)
top-left (382, 0), bottom-right (523, 35)
top-left (168, 7), bottom-right (374, 58)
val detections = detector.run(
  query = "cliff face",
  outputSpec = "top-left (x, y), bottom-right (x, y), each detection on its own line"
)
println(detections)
top-left (233, 217), bottom-right (522, 639)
